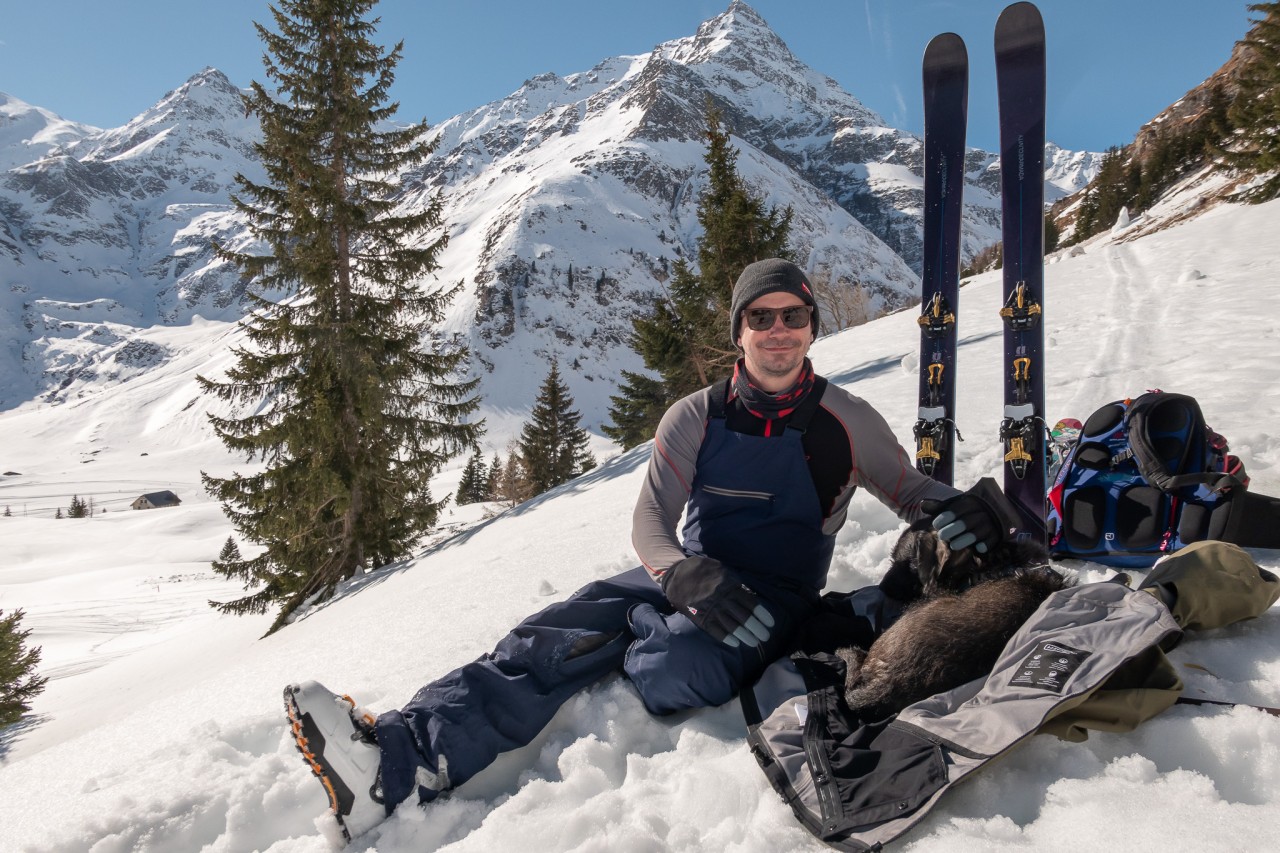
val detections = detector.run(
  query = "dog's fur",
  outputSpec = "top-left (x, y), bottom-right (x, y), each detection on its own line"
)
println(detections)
top-left (837, 521), bottom-right (1070, 719)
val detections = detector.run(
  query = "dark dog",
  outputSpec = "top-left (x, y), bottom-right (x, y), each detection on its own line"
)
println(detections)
top-left (838, 521), bottom-right (1070, 719)
top-left (877, 518), bottom-right (1054, 601)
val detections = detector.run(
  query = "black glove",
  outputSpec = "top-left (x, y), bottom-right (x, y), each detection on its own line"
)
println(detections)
top-left (660, 556), bottom-right (775, 648)
top-left (920, 477), bottom-right (1021, 554)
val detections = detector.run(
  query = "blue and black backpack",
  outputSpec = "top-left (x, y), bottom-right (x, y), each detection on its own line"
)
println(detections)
top-left (1047, 391), bottom-right (1280, 567)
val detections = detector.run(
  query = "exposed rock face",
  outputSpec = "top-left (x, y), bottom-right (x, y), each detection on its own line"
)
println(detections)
top-left (1131, 41), bottom-right (1250, 166)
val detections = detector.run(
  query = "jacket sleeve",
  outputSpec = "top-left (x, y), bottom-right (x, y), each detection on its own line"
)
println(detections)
top-left (820, 385), bottom-right (960, 531)
top-left (631, 389), bottom-right (710, 583)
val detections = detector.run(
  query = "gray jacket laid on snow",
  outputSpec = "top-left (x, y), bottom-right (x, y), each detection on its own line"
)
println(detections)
top-left (743, 540), bottom-right (1280, 850)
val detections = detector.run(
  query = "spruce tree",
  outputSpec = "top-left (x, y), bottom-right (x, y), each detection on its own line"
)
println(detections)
top-left (198, 0), bottom-right (481, 632)
top-left (1071, 146), bottom-right (1128, 242)
top-left (601, 370), bottom-right (667, 450)
top-left (1228, 2), bottom-right (1280, 200)
top-left (1200, 83), bottom-right (1236, 158)
top-left (66, 496), bottom-right (89, 519)
top-left (0, 608), bottom-right (47, 727)
top-left (605, 102), bottom-right (793, 448)
top-left (455, 450), bottom-right (488, 505)
top-left (519, 361), bottom-right (596, 496)
top-left (455, 453), bottom-right (474, 505)
top-left (214, 535), bottom-right (243, 570)
top-left (486, 453), bottom-right (501, 501)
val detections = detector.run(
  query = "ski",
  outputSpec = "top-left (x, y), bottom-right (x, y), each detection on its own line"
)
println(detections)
top-left (995, 1), bottom-right (1048, 543)
top-left (914, 32), bottom-right (969, 486)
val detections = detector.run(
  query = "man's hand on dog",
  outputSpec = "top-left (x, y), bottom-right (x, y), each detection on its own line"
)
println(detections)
top-left (661, 555), bottom-right (775, 647)
top-left (922, 477), bottom-right (1022, 554)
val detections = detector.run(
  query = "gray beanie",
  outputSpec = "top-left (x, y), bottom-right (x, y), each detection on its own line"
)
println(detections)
top-left (729, 258), bottom-right (819, 345)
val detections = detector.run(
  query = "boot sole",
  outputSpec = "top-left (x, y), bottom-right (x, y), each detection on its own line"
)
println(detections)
top-left (284, 684), bottom-right (377, 843)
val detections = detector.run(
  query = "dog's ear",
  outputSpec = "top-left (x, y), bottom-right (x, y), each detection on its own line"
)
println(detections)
top-left (933, 533), bottom-right (951, 573)
top-left (919, 531), bottom-right (952, 596)
top-left (881, 521), bottom-right (936, 602)
top-left (908, 525), bottom-right (946, 591)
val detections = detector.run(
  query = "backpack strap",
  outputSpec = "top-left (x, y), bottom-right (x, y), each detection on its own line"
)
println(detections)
top-left (1126, 393), bottom-right (1248, 493)
top-left (785, 376), bottom-right (829, 435)
top-left (707, 377), bottom-right (731, 420)
top-left (1222, 489), bottom-right (1280, 549)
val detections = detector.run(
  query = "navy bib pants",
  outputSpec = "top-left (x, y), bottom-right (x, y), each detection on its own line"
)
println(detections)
top-left (374, 418), bottom-right (835, 811)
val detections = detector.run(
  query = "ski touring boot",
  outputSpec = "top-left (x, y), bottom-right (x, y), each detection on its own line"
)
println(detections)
top-left (285, 681), bottom-right (387, 845)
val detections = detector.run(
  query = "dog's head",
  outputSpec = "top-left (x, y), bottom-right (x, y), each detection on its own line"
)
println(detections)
top-left (887, 519), bottom-right (1048, 599)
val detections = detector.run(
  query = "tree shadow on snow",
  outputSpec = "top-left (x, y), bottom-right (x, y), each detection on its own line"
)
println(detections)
top-left (298, 445), bottom-right (653, 616)
top-left (0, 713), bottom-right (51, 762)
top-left (821, 330), bottom-right (1000, 390)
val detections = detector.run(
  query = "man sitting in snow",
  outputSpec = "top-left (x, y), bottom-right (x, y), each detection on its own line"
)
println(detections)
top-left (285, 258), bottom-right (1017, 843)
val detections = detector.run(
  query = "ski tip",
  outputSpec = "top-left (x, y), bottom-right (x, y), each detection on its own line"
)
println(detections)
top-left (924, 32), bottom-right (968, 68)
top-left (996, 2), bottom-right (1045, 43)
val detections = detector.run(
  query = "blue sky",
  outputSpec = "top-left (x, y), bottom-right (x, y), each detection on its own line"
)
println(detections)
top-left (0, 0), bottom-right (1256, 153)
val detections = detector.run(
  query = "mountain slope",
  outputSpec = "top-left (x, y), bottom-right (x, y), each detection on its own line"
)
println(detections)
top-left (0, 192), bottom-right (1277, 853)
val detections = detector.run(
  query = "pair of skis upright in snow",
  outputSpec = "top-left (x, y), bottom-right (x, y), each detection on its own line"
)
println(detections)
top-left (913, 1), bottom-right (1048, 544)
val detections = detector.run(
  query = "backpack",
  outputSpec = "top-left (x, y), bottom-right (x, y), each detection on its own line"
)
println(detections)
top-left (1045, 391), bottom-right (1276, 567)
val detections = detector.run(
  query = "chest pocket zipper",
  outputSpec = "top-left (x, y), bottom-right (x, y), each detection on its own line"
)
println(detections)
top-left (702, 485), bottom-right (775, 502)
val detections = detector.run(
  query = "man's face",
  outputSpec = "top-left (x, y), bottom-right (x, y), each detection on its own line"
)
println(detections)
top-left (737, 291), bottom-right (813, 391)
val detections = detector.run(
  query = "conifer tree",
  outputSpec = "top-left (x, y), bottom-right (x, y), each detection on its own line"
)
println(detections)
top-left (1228, 2), bottom-right (1280, 200)
top-left (455, 453), bottom-right (474, 505)
top-left (601, 371), bottom-right (668, 450)
top-left (2, 507), bottom-right (10, 518)
top-left (198, 0), bottom-right (481, 632)
top-left (1071, 146), bottom-right (1127, 241)
top-left (1200, 83), bottom-right (1236, 157)
top-left (66, 496), bottom-right (89, 519)
top-left (54, 508), bottom-right (62, 520)
top-left (605, 102), bottom-right (793, 448)
top-left (213, 535), bottom-right (244, 572)
top-left (519, 361), bottom-right (596, 496)
top-left (455, 450), bottom-right (489, 505)
top-left (0, 608), bottom-right (47, 727)
top-left (486, 453), bottom-right (501, 501)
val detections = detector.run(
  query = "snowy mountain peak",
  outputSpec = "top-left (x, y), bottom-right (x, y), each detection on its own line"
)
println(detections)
top-left (0, 91), bottom-right (98, 171)
top-left (155, 67), bottom-right (245, 118)
top-left (656, 1), bottom-right (883, 129)
top-left (1044, 141), bottom-right (1106, 200)
top-left (79, 67), bottom-right (253, 164)
top-left (676, 0), bottom-right (787, 64)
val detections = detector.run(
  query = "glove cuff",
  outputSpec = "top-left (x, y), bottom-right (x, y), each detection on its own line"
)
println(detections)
top-left (660, 555), bottom-right (727, 604)
top-left (967, 477), bottom-right (1022, 540)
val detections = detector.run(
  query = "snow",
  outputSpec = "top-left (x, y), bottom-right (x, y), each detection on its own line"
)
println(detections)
top-left (0, 93), bottom-right (98, 171)
top-left (3, 198), bottom-right (1280, 851)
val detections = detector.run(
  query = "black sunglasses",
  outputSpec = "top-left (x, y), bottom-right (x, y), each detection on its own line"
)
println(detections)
top-left (743, 305), bottom-right (813, 331)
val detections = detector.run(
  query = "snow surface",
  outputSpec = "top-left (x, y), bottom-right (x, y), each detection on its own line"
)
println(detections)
top-left (2, 198), bottom-right (1280, 851)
